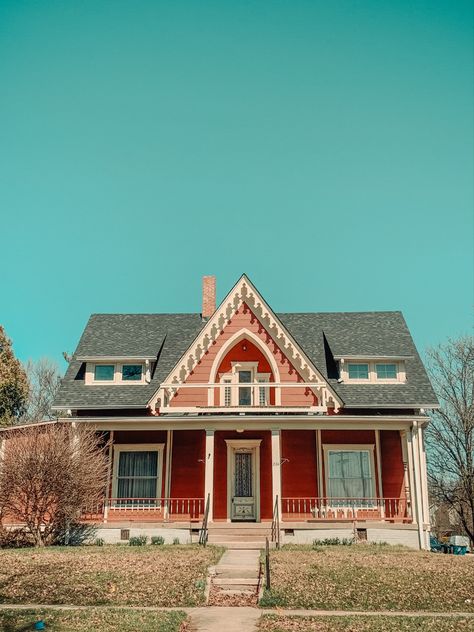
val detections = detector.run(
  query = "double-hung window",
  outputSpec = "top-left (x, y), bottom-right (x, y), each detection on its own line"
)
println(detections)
top-left (114, 446), bottom-right (162, 507)
top-left (238, 370), bottom-right (252, 406)
top-left (326, 449), bottom-right (375, 503)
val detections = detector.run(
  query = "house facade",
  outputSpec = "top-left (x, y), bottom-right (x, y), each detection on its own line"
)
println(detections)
top-left (51, 275), bottom-right (437, 548)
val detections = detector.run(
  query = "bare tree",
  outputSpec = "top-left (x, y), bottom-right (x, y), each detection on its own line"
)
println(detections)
top-left (0, 424), bottom-right (108, 546)
top-left (22, 358), bottom-right (64, 423)
top-left (426, 336), bottom-right (474, 545)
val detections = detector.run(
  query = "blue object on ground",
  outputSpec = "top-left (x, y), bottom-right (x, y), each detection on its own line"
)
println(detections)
top-left (34, 621), bottom-right (45, 630)
top-left (430, 535), bottom-right (444, 553)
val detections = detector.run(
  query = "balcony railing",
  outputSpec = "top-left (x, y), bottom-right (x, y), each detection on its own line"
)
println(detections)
top-left (81, 497), bottom-right (205, 523)
top-left (281, 497), bottom-right (410, 522)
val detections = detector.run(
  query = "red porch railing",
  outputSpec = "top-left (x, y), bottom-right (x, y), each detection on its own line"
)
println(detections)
top-left (81, 498), bottom-right (205, 523)
top-left (281, 497), bottom-right (410, 522)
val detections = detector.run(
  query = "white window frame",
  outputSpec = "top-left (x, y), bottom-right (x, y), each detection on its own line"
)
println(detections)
top-left (323, 444), bottom-right (376, 505)
top-left (112, 443), bottom-right (164, 505)
top-left (347, 363), bottom-right (370, 381)
top-left (340, 360), bottom-right (405, 384)
top-left (86, 362), bottom-right (147, 385)
top-left (219, 362), bottom-right (270, 406)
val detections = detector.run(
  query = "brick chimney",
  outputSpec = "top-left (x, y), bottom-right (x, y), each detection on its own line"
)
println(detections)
top-left (202, 275), bottom-right (216, 320)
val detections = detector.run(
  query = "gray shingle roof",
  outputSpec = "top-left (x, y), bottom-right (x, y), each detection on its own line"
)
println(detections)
top-left (53, 311), bottom-right (438, 410)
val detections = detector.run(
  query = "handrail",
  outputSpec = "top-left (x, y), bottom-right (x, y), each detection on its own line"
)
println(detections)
top-left (271, 494), bottom-right (280, 549)
top-left (199, 493), bottom-right (210, 546)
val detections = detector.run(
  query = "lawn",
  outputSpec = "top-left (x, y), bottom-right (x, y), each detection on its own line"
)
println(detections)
top-left (259, 544), bottom-right (474, 611)
top-left (0, 608), bottom-right (188, 632)
top-left (0, 545), bottom-right (223, 607)
top-left (258, 614), bottom-right (474, 631)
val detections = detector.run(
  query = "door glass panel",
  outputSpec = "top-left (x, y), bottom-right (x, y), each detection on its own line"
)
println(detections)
top-left (239, 370), bottom-right (252, 405)
top-left (234, 452), bottom-right (252, 497)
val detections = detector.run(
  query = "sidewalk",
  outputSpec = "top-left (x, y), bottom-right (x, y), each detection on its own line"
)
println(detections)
top-left (1, 604), bottom-right (473, 632)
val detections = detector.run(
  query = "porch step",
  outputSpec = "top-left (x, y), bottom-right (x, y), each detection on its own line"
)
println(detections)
top-left (208, 534), bottom-right (268, 543)
top-left (209, 541), bottom-right (272, 549)
top-left (213, 577), bottom-right (259, 586)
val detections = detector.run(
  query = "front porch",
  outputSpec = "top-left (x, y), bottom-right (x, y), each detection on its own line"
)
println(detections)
top-left (81, 423), bottom-right (429, 541)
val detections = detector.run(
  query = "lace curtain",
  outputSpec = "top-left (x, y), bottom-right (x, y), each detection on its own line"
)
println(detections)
top-left (117, 451), bottom-right (158, 499)
top-left (234, 452), bottom-right (252, 497)
top-left (327, 450), bottom-right (373, 499)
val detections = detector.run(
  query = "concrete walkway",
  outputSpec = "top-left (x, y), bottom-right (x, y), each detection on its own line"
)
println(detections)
top-left (210, 548), bottom-right (261, 596)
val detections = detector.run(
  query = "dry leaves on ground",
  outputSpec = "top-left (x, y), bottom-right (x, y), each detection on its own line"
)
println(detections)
top-left (0, 545), bottom-right (223, 607)
top-left (260, 545), bottom-right (474, 611)
top-left (257, 614), bottom-right (474, 632)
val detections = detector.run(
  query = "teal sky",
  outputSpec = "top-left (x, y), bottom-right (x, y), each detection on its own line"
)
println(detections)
top-left (1, 0), bottom-right (473, 369)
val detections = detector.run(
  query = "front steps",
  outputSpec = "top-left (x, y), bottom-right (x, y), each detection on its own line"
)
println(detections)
top-left (205, 522), bottom-right (273, 549)
top-left (208, 548), bottom-right (262, 606)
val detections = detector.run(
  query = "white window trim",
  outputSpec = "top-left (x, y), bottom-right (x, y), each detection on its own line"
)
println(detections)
top-left (112, 443), bottom-right (165, 503)
top-left (86, 362), bottom-right (149, 385)
top-left (219, 362), bottom-right (271, 406)
top-left (323, 444), bottom-right (376, 501)
top-left (340, 360), bottom-right (405, 384)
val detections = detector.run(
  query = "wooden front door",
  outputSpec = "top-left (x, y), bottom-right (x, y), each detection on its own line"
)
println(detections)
top-left (231, 449), bottom-right (256, 521)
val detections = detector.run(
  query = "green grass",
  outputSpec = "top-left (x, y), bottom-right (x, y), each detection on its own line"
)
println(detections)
top-left (0, 545), bottom-right (223, 607)
top-left (0, 608), bottom-right (188, 632)
top-left (259, 544), bottom-right (474, 611)
top-left (258, 614), bottom-right (474, 631)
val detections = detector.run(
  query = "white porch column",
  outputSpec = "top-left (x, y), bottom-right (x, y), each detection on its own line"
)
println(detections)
top-left (409, 423), bottom-right (426, 549)
top-left (316, 429), bottom-right (323, 497)
top-left (271, 429), bottom-right (282, 517)
top-left (164, 430), bottom-right (173, 519)
top-left (104, 430), bottom-right (114, 523)
top-left (204, 430), bottom-right (215, 522)
top-left (418, 426), bottom-right (431, 548)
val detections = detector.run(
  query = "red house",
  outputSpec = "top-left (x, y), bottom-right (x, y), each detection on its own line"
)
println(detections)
top-left (50, 275), bottom-right (437, 548)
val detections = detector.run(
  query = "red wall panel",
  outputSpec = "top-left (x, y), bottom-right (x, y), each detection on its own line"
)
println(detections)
top-left (170, 430), bottom-right (205, 499)
top-left (281, 430), bottom-right (318, 497)
top-left (380, 430), bottom-right (405, 499)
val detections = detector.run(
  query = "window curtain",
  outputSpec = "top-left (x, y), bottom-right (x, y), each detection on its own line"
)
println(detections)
top-left (327, 450), bottom-right (373, 499)
top-left (117, 451), bottom-right (158, 499)
top-left (234, 452), bottom-right (252, 497)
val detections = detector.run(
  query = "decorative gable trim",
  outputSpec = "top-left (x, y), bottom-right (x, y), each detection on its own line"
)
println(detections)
top-left (148, 274), bottom-right (343, 411)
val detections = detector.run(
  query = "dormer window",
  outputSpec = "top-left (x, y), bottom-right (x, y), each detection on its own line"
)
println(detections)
top-left (348, 364), bottom-right (369, 380)
top-left (122, 364), bottom-right (143, 381)
top-left (94, 365), bottom-right (115, 381)
top-left (341, 359), bottom-right (405, 383)
top-left (88, 361), bottom-right (148, 385)
top-left (375, 363), bottom-right (397, 380)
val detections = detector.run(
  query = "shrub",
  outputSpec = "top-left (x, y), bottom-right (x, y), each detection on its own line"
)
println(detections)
top-left (312, 537), bottom-right (354, 548)
top-left (0, 526), bottom-right (33, 549)
top-left (129, 535), bottom-right (148, 546)
top-left (95, 538), bottom-right (105, 547)
top-left (172, 537), bottom-right (180, 545)
top-left (151, 536), bottom-right (165, 545)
